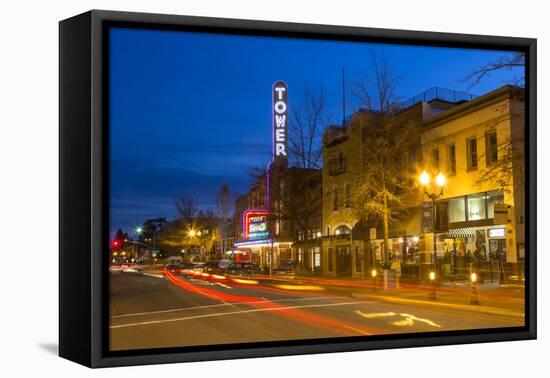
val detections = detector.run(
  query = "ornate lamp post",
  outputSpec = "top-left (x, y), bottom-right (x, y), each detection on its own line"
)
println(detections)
top-left (419, 171), bottom-right (446, 275)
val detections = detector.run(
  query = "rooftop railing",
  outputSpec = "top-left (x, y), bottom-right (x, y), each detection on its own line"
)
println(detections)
top-left (403, 87), bottom-right (478, 108)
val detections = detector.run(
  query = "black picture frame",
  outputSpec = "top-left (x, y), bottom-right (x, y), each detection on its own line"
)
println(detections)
top-left (59, 9), bottom-right (537, 368)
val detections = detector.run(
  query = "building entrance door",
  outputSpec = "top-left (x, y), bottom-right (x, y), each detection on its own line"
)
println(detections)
top-left (489, 239), bottom-right (507, 262)
top-left (336, 246), bottom-right (351, 276)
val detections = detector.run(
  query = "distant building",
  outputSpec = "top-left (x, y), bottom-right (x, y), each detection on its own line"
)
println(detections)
top-left (233, 163), bottom-right (322, 272)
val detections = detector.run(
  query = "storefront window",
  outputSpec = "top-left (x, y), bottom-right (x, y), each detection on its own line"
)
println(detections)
top-left (448, 196), bottom-right (466, 223)
top-left (328, 247), bottom-right (333, 271)
top-left (314, 247), bottom-right (321, 267)
top-left (467, 193), bottom-right (486, 220)
top-left (487, 190), bottom-right (504, 219)
top-left (355, 246), bottom-right (361, 271)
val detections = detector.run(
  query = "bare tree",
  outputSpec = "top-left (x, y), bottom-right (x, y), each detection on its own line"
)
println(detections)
top-left (462, 52), bottom-right (526, 190)
top-left (462, 52), bottom-right (525, 89)
top-left (216, 184), bottom-right (234, 254)
top-left (353, 52), bottom-right (403, 112)
top-left (351, 53), bottom-right (419, 267)
top-left (248, 164), bottom-right (267, 181)
top-left (174, 194), bottom-right (198, 222)
top-left (288, 87), bottom-right (332, 169)
top-left (269, 168), bottom-right (322, 235)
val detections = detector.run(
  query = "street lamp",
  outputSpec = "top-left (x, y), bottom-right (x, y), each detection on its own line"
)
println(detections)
top-left (136, 226), bottom-right (157, 266)
top-left (419, 171), bottom-right (446, 275)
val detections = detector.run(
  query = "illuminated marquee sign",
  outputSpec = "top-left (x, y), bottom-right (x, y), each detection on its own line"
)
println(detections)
top-left (488, 228), bottom-right (506, 238)
top-left (243, 210), bottom-right (269, 240)
top-left (273, 80), bottom-right (288, 159)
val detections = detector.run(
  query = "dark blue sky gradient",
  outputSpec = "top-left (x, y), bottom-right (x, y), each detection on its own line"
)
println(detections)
top-left (109, 27), bottom-right (521, 236)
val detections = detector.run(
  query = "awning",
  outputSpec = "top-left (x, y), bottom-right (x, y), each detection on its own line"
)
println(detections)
top-left (445, 228), bottom-right (474, 238)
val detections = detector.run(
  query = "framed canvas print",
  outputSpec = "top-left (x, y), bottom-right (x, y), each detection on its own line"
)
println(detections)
top-left (59, 10), bottom-right (536, 368)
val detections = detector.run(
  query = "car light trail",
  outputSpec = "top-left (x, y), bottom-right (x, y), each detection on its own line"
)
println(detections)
top-left (230, 278), bottom-right (259, 285)
top-left (162, 271), bottom-right (377, 336)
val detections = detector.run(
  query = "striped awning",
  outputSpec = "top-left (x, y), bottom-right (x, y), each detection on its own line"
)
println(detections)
top-left (445, 227), bottom-right (474, 238)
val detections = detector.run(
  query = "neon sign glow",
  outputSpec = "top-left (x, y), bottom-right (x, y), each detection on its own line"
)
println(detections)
top-left (243, 210), bottom-right (270, 240)
top-left (273, 81), bottom-right (288, 159)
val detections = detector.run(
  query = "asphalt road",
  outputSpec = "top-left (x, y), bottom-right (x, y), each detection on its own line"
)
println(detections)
top-left (109, 271), bottom-right (524, 351)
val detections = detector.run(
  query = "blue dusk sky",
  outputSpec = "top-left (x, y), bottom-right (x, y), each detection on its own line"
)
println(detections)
top-left (109, 27), bottom-right (522, 236)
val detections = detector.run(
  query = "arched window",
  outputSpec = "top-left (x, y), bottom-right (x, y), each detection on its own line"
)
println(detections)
top-left (333, 187), bottom-right (339, 210)
top-left (334, 225), bottom-right (351, 235)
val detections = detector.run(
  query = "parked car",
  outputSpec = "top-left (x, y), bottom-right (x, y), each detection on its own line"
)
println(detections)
top-left (181, 262), bottom-right (206, 275)
top-left (204, 260), bottom-right (232, 275)
top-left (226, 263), bottom-right (264, 276)
top-left (162, 264), bottom-right (182, 274)
top-left (274, 260), bottom-right (297, 276)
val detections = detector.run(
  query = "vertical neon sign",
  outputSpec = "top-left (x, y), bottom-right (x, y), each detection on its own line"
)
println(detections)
top-left (273, 80), bottom-right (288, 161)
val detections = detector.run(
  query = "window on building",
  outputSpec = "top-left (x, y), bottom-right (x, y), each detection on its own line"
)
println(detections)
top-left (487, 190), bottom-right (504, 219)
top-left (448, 196), bottom-right (466, 223)
top-left (486, 131), bottom-right (498, 165)
top-left (314, 247), bottom-right (321, 267)
top-left (328, 247), bottom-right (333, 271)
top-left (467, 136), bottom-right (478, 170)
top-left (448, 143), bottom-right (456, 175)
top-left (337, 151), bottom-right (345, 171)
top-left (333, 187), bottom-right (339, 210)
top-left (431, 148), bottom-right (440, 170)
top-left (326, 226), bottom-right (330, 236)
top-left (344, 183), bottom-right (351, 208)
top-left (467, 193), bottom-right (486, 220)
top-left (297, 230), bottom-right (304, 241)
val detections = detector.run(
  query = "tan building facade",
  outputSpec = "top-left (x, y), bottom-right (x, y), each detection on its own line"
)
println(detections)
top-left (421, 86), bottom-right (525, 273)
top-left (319, 86), bottom-right (525, 279)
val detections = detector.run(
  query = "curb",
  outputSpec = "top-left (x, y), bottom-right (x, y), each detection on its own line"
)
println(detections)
top-left (352, 293), bottom-right (524, 319)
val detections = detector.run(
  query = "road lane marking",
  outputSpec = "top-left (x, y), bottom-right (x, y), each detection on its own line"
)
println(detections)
top-left (355, 311), bottom-right (396, 319)
top-left (273, 284), bottom-right (326, 291)
top-left (391, 313), bottom-right (441, 328)
top-left (110, 296), bottom-right (344, 319)
top-left (110, 300), bottom-right (376, 329)
top-left (356, 294), bottom-right (525, 318)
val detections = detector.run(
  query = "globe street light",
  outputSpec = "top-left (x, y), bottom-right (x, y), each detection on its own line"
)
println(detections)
top-left (419, 171), bottom-right (446, 276)
top-left (136, 226), bottom-right (156, 266)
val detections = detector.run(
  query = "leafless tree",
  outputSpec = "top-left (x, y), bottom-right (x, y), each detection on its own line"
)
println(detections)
top-left (174, 194), bottom-right (198, 222)
top-left (269, 169), bottom-right (323, 235)
top-left (351, 53), bottom-right (419, 267)
top-left (462, 52), bottom-right (525, 89)
top-left (216, 184), bottom-right (234, 254)
top-left (248, 164), bottom-right (267, 181)
top-left (353, 51), bottom-right (404, 112)
top-left (288, 87), bottom-right (332, 169)
top-left (462, 52), bottom-right (526, 190)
